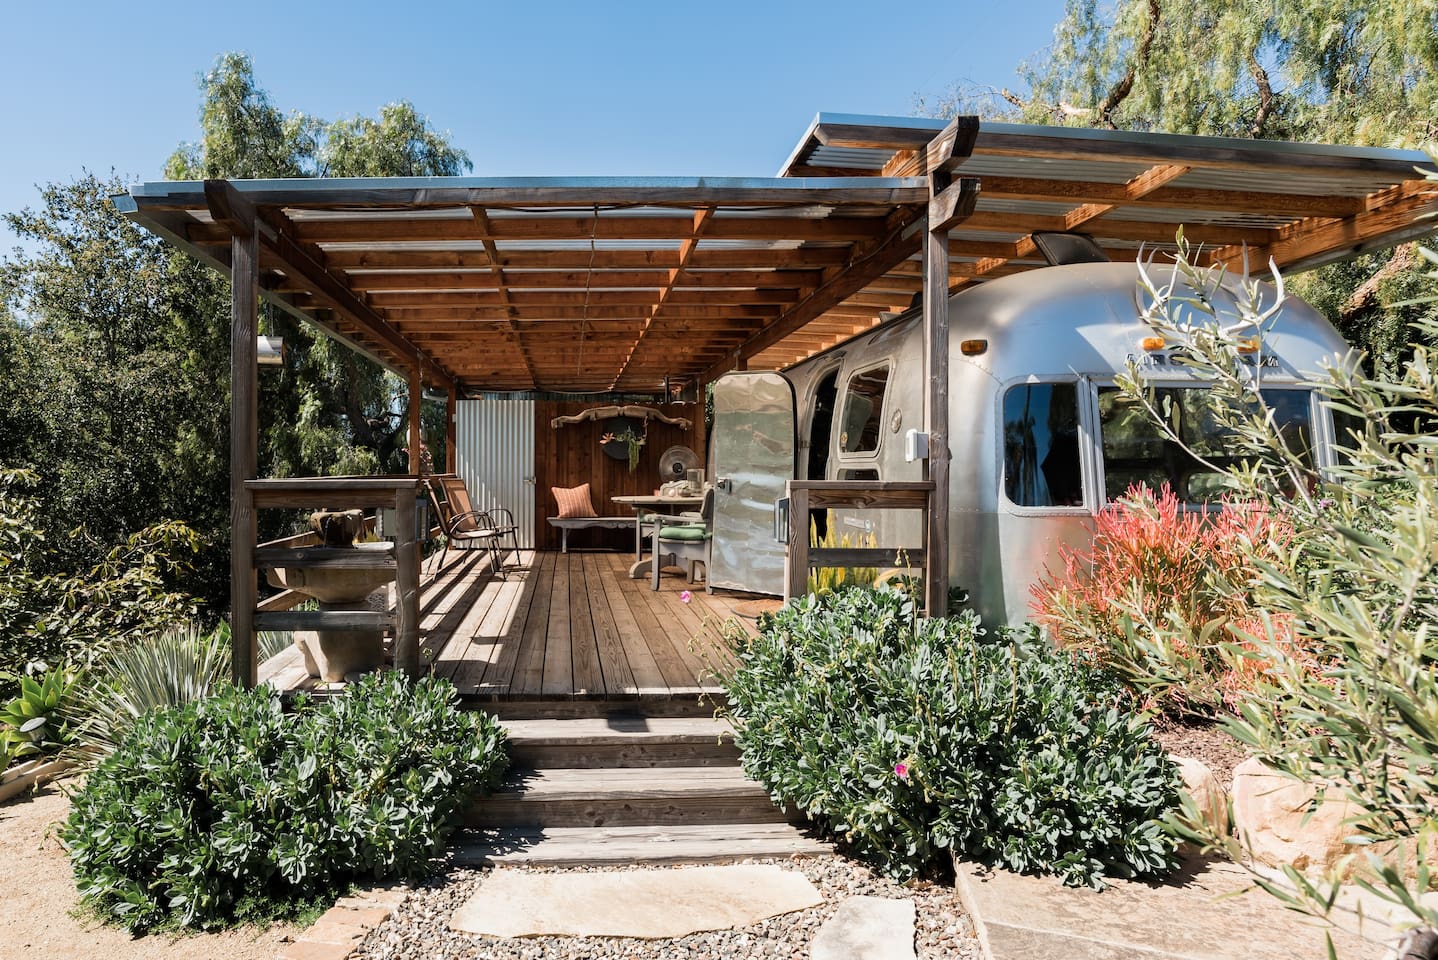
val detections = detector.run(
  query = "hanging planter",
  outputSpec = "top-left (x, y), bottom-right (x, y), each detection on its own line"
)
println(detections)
top-left (599, 417), bottom-right (647, 473)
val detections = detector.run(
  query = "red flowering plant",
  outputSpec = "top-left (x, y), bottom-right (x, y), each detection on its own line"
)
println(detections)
top-left (1031, 483), bottom-right (1299, 717)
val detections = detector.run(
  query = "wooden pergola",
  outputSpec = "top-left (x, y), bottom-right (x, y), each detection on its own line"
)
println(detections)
top-left (116, 112), bottom-right (1437, 684)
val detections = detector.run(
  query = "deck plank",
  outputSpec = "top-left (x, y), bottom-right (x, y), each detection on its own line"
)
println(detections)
top-left (474, 551), bottom-right (541, 695)
top-left (583, 553), bottom-right (639, 696)
top-left (566, 555), bottom-right (607, 696)
top-left (539, 554), bottom-right (575, 697)
top-left (443, 559), bottom-right (514, 692)
top-left (257, 549), bottom-right (743, 703)
top-left (421, 563), bottom-right (501, 681)
top-left (624, 555), bottom-right (720, 690)
top-left (606, 553), bottom-right (706, 695)
top-left (511, 552), bottom-right (556, 698)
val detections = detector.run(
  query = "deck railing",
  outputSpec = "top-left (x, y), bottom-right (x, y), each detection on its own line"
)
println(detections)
top-left (782, 479), bottom-right (935, 610)
top-left (238, 477), bottom-right (426, 683)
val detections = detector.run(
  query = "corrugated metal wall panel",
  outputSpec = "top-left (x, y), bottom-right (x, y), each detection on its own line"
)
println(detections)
top-left (455, 399), bottom-right (536, 548)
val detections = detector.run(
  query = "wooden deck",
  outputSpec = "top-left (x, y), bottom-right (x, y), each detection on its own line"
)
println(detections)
top-left (259, 549), bottom-right (766, 703)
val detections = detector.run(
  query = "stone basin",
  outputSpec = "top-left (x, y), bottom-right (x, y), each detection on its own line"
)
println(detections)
top-left (265, 541), bottom-right (394, 682)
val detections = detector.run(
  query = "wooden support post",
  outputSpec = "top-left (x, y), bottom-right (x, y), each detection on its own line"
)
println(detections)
top-left (409, 369), bottom-right (423, 476)
top-left (229, 228), bottom-right (260, 687)
top-left (393, 489), bottom-right (419, 677)
top-left (445, 382), bottom-right (457, 474)
top-left (784, 482), bottom-right (811, 601)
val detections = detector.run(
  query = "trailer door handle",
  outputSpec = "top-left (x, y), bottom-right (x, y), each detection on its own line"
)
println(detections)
top-left (716, 477), bottom-right (733, 493)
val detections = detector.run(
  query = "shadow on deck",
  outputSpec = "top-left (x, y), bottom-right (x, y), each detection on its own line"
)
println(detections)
top-left (259, 549), bottom-right (775, 710)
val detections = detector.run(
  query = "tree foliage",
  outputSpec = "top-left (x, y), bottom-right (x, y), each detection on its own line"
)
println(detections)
top-left (0, 52), bottom-right (469, 624)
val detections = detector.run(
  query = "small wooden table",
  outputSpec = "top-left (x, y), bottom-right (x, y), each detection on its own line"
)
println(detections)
top-left (612, 494), bottom-right (703, 578)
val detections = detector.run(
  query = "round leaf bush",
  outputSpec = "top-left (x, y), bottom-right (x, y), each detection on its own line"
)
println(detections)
top-left (62, 672), bottom-right (508, 931)
top-left (723, 587), bottom-right (1180, 887)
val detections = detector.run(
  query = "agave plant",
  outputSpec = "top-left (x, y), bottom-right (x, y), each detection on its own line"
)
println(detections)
top-left (1, 666), bottom-right (76, 764)
top-left (68, 623), bottom-right (231, 760)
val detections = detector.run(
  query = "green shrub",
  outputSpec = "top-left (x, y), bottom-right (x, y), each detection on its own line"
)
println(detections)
top-left (723, 587), bottom-right (1179, 887)
top-left (62, 672), bottom-right (508, 932)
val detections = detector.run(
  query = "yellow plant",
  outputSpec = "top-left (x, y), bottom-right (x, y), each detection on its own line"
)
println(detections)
top-left (807, 511), bottom-right (878, 595)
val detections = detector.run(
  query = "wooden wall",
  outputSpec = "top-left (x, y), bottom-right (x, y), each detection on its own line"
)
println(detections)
top-left (533, 401), bottom-right (705, 551)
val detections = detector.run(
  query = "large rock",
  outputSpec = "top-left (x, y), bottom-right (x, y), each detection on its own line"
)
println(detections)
top-left (1231, 757), bottom-right (1359, 875)
top-left (1234, 759), bottom-right (1438, 882)
top-left (1171, 755), bottom-right (1228, 838)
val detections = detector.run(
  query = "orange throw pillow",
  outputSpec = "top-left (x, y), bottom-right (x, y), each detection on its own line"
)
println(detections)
top-left (552, 483), bottom-right (598, 519)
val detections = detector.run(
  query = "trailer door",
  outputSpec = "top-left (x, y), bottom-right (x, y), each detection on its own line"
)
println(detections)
top-left (708, 371), bottom-right (796, 595)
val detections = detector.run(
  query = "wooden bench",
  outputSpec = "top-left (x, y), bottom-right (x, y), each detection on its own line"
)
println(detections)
top-left (547, 516), bottom-right (642, 553)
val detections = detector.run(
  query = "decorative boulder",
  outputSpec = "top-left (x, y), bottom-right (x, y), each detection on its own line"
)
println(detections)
top-left (1171, 755), bottom-right (1228, 838)
top-left (1231, 757), bottom-right (1359, 875)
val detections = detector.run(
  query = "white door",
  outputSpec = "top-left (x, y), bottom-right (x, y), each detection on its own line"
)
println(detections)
top-left (707, 372), bottom-right (796, 595)
top-left (455, 398), bottom-right (536, 548)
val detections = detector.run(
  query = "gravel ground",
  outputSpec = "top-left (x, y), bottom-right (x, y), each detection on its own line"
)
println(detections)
top-left (354, 856), bottom-right (979, 960)
top-left (1152, 717), bottom-right (1249, 788)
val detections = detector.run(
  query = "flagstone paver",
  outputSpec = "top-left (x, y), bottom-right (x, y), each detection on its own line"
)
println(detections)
top-left (810, 895), bottom-right (917, 960)
top-left (448, 864), bottom-right (823, 939)
top-left (954, 854), bottom-right (1388, 960)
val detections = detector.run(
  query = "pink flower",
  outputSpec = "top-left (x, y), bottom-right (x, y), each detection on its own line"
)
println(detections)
top-left (894, 762), bottom-right (910, 781)
top-left (679, 590), bottom-right (693, 603)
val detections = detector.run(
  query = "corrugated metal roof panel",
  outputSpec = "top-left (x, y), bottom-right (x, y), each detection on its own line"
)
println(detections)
top-left (962, 155), bottom-right (1150, 183)
top-left (805, 145), bottom-right (893, 169)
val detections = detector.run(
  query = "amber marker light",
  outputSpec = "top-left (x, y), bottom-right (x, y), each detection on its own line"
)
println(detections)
top-left (959, 339), bottom-right (988, 356)
top-left (1139, 336), bottom-right (1166, 351)
top-left (1236, 337), bottom-right (1261, 353)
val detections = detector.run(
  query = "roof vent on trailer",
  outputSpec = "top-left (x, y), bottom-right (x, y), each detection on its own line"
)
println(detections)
top-left (1031, 231), bottom-right (1110, 266)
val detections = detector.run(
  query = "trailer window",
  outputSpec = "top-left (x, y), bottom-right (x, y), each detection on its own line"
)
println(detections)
top-left (1002, 383), bottom-right (1084, 507)
top-left (839, 364), bottom-right (890, 454)
top-left (1097, 386), bottom-right (1313, 502)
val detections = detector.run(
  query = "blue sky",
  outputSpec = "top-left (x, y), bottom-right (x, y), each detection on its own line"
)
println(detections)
top-left (0, 1), bottom-right (1066, 248)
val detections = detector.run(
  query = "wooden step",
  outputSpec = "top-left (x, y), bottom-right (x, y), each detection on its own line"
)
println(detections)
top-left (453, 822), bottom-right (832, 867)
top-left (476, 695), bottom-right (728, 720)
top-left (254, 610), bottom-right (394, 632)
top-left (470, 765), bottom-right (790, 828)
top-left (502, 716), bottom-right (738, 768)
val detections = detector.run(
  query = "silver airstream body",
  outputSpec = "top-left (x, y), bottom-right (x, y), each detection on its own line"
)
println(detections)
top-left (704, 260), bottom-right (1350, 625)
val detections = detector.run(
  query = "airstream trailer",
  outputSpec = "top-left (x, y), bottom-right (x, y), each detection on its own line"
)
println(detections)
top-left (705, 260), bottom-right (1350, 624)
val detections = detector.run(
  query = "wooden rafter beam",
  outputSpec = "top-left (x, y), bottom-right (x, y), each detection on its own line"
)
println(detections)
top-left (203, 179), bottom-right (455, 390)
top-left (368, 289), bottom-right (804, 308)
top-left (274, 216), bottom-right (896, 245)
top-left (611, 206), bottom-right (714, 389)
top-left (880, 117), bottom-right (981, 179)
top-left (978, 173), bottom-right (1360, 218)
top-left (1210, 182), bottom-right (1438, 272)
top-left (326, 268), bottom-right (827, 293)
top-left (274, 247), bottom-right (856, 271)
top-left (699, 197), bottom-right (953, 384)
top-left (381, 305), bottom-right (783, 322)
top-left (471, 206), bottom-right (537, 390)
top-left (957, 210), bottom-right (1276, 246)
top-left (964, 163), bottom-right (1195, 281)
